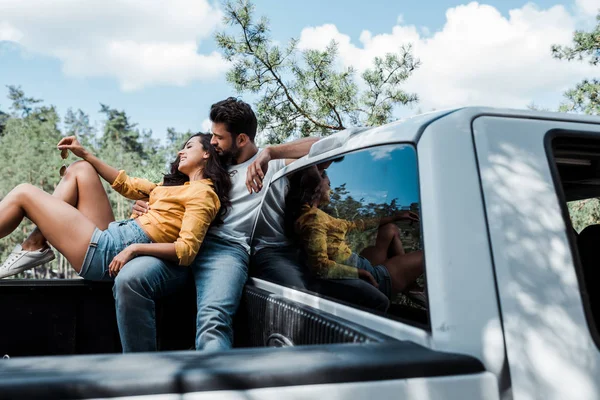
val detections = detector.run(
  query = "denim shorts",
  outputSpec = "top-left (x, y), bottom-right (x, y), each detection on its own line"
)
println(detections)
top-left (345, 253), bottom-right (392, 299)
top-left (79, 219), bottom-right (153, 281)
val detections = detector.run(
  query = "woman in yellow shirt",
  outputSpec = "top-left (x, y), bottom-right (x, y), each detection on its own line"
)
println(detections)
top-left (290, 166), bottom-right (423, 301)
top-left (0, 133), bottom-right (230, 280)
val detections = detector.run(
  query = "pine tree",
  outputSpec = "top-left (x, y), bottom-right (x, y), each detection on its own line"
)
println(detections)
top-left (552, 13), bottom-right (600, 115)
top-left (215, 0), bottom-right (420, 144)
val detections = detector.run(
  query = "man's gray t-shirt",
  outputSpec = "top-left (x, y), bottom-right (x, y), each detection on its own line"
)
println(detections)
top-left (208, 150), bottom-right (287, 253)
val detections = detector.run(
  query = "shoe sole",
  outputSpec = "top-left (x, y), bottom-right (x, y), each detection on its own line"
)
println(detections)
top-left (0, 252), bottom-right (56, 279)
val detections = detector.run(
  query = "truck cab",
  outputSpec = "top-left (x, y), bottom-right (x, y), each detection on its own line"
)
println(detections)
top-left (1, 107), bottom-right (599, 400)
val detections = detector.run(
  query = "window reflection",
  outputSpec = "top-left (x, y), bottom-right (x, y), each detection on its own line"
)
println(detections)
top-left (252, 145), bottom-right (426, 318)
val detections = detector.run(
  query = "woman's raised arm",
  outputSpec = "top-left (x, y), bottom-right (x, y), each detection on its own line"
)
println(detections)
top-left (57, 136), bottom-right (119, 184)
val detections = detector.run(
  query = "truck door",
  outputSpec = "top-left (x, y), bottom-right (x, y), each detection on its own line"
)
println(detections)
top-left (474, 114), bottom-right (600, 400)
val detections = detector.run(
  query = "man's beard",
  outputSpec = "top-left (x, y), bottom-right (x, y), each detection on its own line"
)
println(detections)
top-left (218, 141), bottom-right (241, 165)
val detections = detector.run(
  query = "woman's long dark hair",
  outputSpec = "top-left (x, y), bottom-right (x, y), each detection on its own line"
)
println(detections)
top-left (284, 166), bottom-right (326, 238)
top-left (163, 133), bottom-right (231, 225)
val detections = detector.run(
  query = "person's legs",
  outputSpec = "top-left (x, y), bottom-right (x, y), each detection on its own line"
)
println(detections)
top-left (359, 223), bottom-right (404, 266)
top-left (357, 223), bottom-right (423, 295)
top-left (191, 235), bottom-right (249, 352)
top-left (22, 161), bottom-right (115, 251)
top-left (383, 250), bottom-right (424, 294)
top-left (252, 246), bottom-right (308, 289)
top-left (113, 256), bottom-right (189, 352)
top-left (0, 183), bottom-right (97, 271)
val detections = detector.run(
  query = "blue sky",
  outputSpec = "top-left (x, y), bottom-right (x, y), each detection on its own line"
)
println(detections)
top-left (326, 145), bottom-right (420, 209)
top-left (1, 0), bottom-right (597, 144)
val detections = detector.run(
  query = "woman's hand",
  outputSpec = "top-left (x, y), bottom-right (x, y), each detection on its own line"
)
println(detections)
top-left (132, 200), bottom-right (150, 217)
top-left (358, 269), bottom-right (379, 288)
top-left (57, 136), bottom-right (89, 159)
top-left (109, 245), bottom-right (138, 277)
top-left (395, 211), bottom-right (420, 223)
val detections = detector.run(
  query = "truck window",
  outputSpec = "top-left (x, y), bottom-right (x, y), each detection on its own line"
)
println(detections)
top-left (251, 144), bottom-right (428, 327)
top-left (551, 136), bottom-right (600, 339)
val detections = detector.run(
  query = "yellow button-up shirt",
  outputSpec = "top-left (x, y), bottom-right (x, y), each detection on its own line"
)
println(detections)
top-left (111, 170), bottom-right (220, 266)
top-left (295, 204), bottom-right (379, 279)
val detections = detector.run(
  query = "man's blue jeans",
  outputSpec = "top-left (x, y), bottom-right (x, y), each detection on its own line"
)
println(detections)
top-left (113, 235), bottom-right (248, 352)
top-left (190, 234), bottom-right (249, 351)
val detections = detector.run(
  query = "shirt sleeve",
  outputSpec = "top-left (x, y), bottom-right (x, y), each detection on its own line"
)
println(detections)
top-left (174, 186), bottom-right (220, 266)
top-left (348, 217), bottom-right (380, 232)
top-left (297, 214), bottom-right (359, 279)
top-left (111, 170), bottom-right (157, 200)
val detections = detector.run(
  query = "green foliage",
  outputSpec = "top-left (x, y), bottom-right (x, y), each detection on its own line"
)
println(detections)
top-left (0, 109), bottom-right (8, 136)
top-left (552, 14), bottom-right (600, 66)
top-left (216, 0), bottom-right (420, 144)
top-left (552, 13), bottom-right (600, 115)
top-left (558, 79), bottom-right (600, 115)
top-left (7, 85), bottom-right (42, 117)
top-left (0, 88), bottom-right (184, 279)
top-left (569, 199), bottom-right (600, 233)
top-left (99, 104), bottom-right (145, 155)
top-left (64, 108), bottom-right (95, 148)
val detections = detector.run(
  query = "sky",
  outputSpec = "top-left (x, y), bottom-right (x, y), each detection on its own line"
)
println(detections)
top-left (326, 145), bottom-right (420, 208)
top-left (1, 0), bottom-right (599, 144)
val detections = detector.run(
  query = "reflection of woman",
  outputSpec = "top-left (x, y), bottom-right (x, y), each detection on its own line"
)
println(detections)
top-left (290, 166), bottom-right (424, 301)
top-left (0, 133), bottom-right (230, 280)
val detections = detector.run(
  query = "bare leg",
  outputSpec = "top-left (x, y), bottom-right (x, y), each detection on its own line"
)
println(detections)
top-left (0, 183), bottom-right (97, 272)
top-left (21, 161), bottom-right (115, 251)
top-left (383, 250), bottom-right (424, 294)
top-left (360, 223), bottom-right (405, 266)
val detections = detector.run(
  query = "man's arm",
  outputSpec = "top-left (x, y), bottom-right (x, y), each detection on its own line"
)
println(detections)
top-left (246, 137), bottom-right (320, 193)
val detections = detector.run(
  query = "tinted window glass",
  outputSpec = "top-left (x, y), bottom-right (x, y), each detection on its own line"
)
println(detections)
top-left (251, 144), bottom-right (427, 324)
top-left (552, 136), bottom-right (600, 340)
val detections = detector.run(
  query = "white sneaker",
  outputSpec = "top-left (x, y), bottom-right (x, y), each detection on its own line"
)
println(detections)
top-left (0, 245), bottom-right (56, 279)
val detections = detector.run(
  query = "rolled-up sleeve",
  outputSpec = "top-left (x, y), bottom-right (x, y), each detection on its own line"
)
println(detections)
top-left (174, 187), bottom-right (220, 266)
top-left (348, 217), bottom-right (379, 232)
top-left (111, 170), bottom-right (157, 200)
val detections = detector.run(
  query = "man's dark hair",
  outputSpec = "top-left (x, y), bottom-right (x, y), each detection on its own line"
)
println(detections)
top-left (209, 97), bottom-right (257, 142)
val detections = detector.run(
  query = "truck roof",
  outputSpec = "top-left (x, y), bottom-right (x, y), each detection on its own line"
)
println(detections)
top-left (274, 107), bottom-right (600, 179)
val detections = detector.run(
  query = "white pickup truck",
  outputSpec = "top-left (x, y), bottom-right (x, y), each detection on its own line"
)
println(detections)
top-left (1, 107), bottom-right (599, 400)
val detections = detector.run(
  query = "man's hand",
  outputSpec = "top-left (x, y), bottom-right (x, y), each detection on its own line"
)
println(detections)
top-left (132, 199), bottom-right (150, 217)
top-left (358, 269), bottom-right (379, 288)
top-left (246, 148), bottom-right (272, 194)
top-left (109, 245), bottom-right (137, 277)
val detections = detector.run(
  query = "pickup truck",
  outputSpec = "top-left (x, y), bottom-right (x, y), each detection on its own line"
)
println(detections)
top-left (1, 107), bottom-right (599, 400)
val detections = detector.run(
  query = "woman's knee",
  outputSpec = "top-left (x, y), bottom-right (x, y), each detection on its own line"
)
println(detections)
top-left (380, 223), bottom-right (400, 239)
top-left (10, 183), bottom-right (38, 202)
top-left (64, 160), bottom-right (96, 179)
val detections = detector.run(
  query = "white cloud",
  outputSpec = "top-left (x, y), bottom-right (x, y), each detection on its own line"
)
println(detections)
top-left (0, 0), bottom-right (227, 91)
top-left (201, 118), bottom-right (212, 133)
top-left (576, 0), bottom-right (600, 16)
top-left (369, 147), bottom-right (394, 161)
top-left (298, 1), bottom-right (598, 113)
